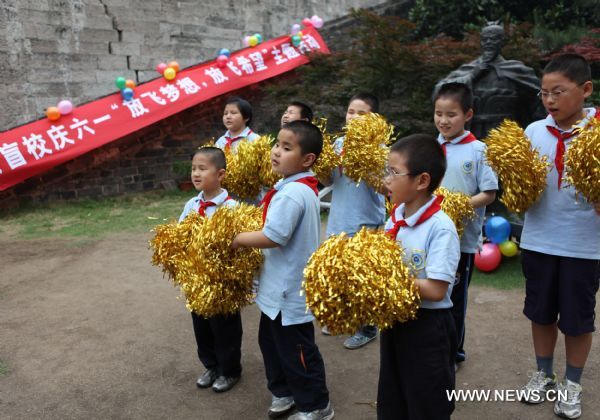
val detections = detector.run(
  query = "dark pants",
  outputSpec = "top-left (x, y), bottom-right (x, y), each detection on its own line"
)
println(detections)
top-left (191, 311), bottom-right (242, 377)
top-left (259, 312), bottom-right (329, 412)
top-left (450, 252), bottom-right (475, 363)
top-left (377, 309), bottom-right (457, 420)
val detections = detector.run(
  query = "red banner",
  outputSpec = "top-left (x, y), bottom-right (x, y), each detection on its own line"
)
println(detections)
top-left (0, 27), bottom-right (329, 191)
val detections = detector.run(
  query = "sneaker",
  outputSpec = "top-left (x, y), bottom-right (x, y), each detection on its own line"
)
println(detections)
top-left (343, 331), bottom-right (377, 350)
top-left (268, 395), bottom-right (295, 418)
top-left (520, 370), bottom-right (557, 404)
top-left (212, 375), bottom-right (240, 393)
top-left (553, 379), bottom-right (582, 419)
top-left (321, 326), bottom-right (331, 336)
top-left (196, 368), bottom-right (217, 388)
top-left (287, 401), bottom-right (334, 420)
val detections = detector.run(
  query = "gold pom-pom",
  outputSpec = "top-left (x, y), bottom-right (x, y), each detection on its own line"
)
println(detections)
top-left (303, 228), bottom-right (419, 335)
top-left (484, 120), bottom-right (549, 213)
top-left (343, 113), bottom-right (394, 190)
top-left (150, 204), bottom-right (264, 317)
top-left (222, 140), bottom-right (265, 200)
top-left (312, 118), bottom-right (342, 180)
top-left (564, 117), bottom-right (600, 203)
top-left (255, 135), bottom-right (281, 189)
top-left (435, 188), bottom-right (476, 238)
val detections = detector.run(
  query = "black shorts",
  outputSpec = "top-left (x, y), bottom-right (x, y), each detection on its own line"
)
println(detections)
top-left (522, 249), bottom-right (600, 336)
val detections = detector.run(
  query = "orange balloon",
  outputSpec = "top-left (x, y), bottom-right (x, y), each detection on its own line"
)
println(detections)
top-left (125, 79), bottom-right (136, 89)
top-left (163, 67), bottom-right (176, 80)
top-left (168, 61), bottom-right (180, 72)
top-left (46, 106), bottom-right (61, 121)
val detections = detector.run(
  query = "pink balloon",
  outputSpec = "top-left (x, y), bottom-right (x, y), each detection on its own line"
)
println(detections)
top-left (156, 62), bottom-right (167, 74)
top-left (475, 243), bottom-right (502, 272)
top-left (302, 17), bottom-right (313, 27)
top-left (216, 54), bottom-right (228, 68)
top-left (57, 100), bottom-right (73, 115)
top-left (243, 35), bottom-right (251, 47)
top-left (313, 17), bottom-right (324, 29)
top-left (291, 23), bottom-right (301, 34)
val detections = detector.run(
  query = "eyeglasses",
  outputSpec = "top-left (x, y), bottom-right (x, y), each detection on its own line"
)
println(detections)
top-left (383, 166), bottom-right (412, 179)
top-left (537, 83), bottom-right (584, 101)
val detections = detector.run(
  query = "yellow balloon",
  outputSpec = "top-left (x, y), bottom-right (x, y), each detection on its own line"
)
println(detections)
top-left (499, 240), bottom-right (518, 257)
top-left (163, 67), bottom-right (176, 80)
top-left (248, 36), bottom-right (258, 47)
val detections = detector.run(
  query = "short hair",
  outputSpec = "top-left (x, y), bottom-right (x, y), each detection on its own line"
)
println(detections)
top-left (288, 100), bottom-right (314, 121)
top-left (434, 82), bottom-right (473, 113)
top-left (224, 96), bottom-right (254, 127)
top-left (349, 92), bottom-right (380, 113)
top-left (282, 120), bottom-right (323, 159)
top-left (543, 53), bottom-right (591, 85)
top-left (192, 146), bottom-right (226, 170)
top-left (390, 134), bottom-right (446, 194)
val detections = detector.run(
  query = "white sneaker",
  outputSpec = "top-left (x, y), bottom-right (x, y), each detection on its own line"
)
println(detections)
top-left (268, 395), bottom-right (295, 418)
top-left (553, 379), bottom-right (582, 419)
top-left (287, 401), bottom-right (334, 420)
top-left (520, 370), bottom-right (557, 404)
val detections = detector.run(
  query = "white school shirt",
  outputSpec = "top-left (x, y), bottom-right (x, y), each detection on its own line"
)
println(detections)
top-left (215, 126), bottom-right (260, 152)
top-left (256, 171), bottom-right (321, 326)
top-left (178, 189), bottom-right (237, 221)
top-left (385, 195), bottom-right (461, 309)
top-left (520, 107), bottom-right (600, 260)
top-left (438, 131), bottom-right (499, 253)
top-left (326, 136), bottom-right (386, 237)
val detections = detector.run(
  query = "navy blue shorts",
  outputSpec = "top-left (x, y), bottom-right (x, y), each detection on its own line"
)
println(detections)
top-left (522, 249), bottom-right (600, 336)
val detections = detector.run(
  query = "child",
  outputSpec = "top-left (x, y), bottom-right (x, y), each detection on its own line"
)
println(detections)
top-left (318, 93), bottom-right (386, 349)
top-left (215, 96), bottom-right (260, 151)
top-left (232, 121), bottom-right (334, 420)
top-left (281, 100), bottom-right (314, 127)
top-left (378, 134), bottom-right (460, 419)
top-left (518, 53), bottom-right (600, 419)
top-left (433, 82), bottom-right (498, 368)
top-left (178, 146), bottom-right (242, 393)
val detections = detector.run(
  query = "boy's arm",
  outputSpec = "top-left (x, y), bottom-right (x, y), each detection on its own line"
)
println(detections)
top-left (232, 231), bottom-right (278, 249)
top-left (470, 190), bottom-right (496, 208)
top-left (416, 278), bottom-right (450, 302)
top-left (318, 173), bottom-right (333, 187)
top-left (594, 202), bottom-right (600, 216)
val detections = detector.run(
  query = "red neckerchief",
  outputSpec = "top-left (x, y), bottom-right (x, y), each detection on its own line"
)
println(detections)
top-left (224, 129), bottom-right (253, 150)
top-left (441, 132), bottom-right (477, 156)
top-left (260, 176), bottom-right (319, 223)
top-left (198, 195), bottom-right (232, 217)
top-left (386, 195), bottom-right (444, 239)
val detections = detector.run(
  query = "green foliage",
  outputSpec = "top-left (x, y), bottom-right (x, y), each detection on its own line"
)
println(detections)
top-left (0, 359), bottom-right (8, 376)
top-left (172, 160), bottom-right (191, 179)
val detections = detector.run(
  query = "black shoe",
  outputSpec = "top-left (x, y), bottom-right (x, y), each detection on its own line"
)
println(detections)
top-left (212, 375), bottom-right (240, 393)
top-left (196, 368), bottom-right (217, 388)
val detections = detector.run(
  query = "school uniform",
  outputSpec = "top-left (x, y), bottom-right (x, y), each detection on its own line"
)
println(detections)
top-left (521, 108), bottom-right (600, 336)
top-left (179, 189), bottom-right (243, 378)
top-left (256, 171), bottom-right (330, 412)
top-left (437, 131), bottom-right (498, 362)
top-left (377, 195), bottom-right (461, 420)
top-left (215, 126), bottom-right (260, 151)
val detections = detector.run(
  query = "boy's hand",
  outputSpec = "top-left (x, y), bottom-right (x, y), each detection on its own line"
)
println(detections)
top-left (232, 234), bottom-right (241, 249)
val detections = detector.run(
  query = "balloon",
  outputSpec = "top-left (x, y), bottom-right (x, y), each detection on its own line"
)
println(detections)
top-left (125, 79), bottom-right (136, 89)
top-left (291, 23), bottom-right (301, 34)
top-left (216, 54), bottom-right (228, 68)
top-left (115, 76), bottom-right (126, 90)
top-left (499, 240), bottom-right (519, 257)
top-left (254, 33), bottom-right (262, 43)
top-left (312, 17), bottom-right (324, 28)
top-left (163, 67), bottom-right (176, 80)
top-left (46, 106), bottom-right (61, 121)
top-left (168, 61), bottom-right (180, 72)
top-left (296, 31), bottom-right (303, 37)
top-left (57, 100), bottom-right (73, 115)
top-left (121, 87), bottom-right (134, 101)
top-left (302, 17), bottom-right (313, 27)
top-left (291, 35), bottom-right (301, 47)
top-left (218, 48), bottom-right (231, 58)
top-left (243, 35), bottom-right (251, 47)
top-left (485, 216), bottom-right (511, 244)
top-left (156, 62), bottom-right (167, 74)
top-left (248, 35), bottom-right (258, 47)
top-left (475, 243), bottom-right (502, 272)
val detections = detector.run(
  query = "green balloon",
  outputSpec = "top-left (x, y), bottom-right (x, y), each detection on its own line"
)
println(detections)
top-left (115, 76), bottom-right (126, 89)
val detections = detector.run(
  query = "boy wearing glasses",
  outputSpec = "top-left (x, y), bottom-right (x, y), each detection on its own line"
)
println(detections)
top-left (433, 82), bottom-right (498, 370)
top-left (378, 134), bottom-right (460, 419)
top-left (518, 53), bottom-right (600, 419)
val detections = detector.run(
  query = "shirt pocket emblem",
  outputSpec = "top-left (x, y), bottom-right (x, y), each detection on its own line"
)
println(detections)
top-left (462, 160), bottom-right (474, 174)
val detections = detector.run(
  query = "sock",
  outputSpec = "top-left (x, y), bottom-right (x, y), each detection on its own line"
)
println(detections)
top-left (536, 355), bottom-right (554, 378)
top-left (565, 364), bottom-right (583, 384)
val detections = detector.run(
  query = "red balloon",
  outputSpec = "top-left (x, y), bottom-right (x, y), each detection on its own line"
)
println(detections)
top-left (475, 243), bottom-right (502, 272)
top-left (302, 17), bottom-right (313, 27)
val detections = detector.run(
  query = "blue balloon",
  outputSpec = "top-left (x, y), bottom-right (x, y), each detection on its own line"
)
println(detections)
top-left (218, 48), bottom-right (231, 58)
top-left (254, 33), bottom-right (263, 43)
top-left (485, 216), bottom-right (511, 244)
top-left (121, 87), bottom-right (134, 101)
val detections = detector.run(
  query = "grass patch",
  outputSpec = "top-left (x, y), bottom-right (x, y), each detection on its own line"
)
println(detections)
top-left (0, 359), bottom-right (8, 376)
top-left (0, 190), bottom-right (194, 239)
top-left (472, 254), bottom-right (524, 290)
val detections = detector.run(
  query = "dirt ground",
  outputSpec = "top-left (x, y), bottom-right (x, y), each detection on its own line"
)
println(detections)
top-left (1, 231), bottom-right (598, 420)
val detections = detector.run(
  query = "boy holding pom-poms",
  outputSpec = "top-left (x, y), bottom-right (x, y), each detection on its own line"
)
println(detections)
top-left (233, 121), bottom-right (334, 420)
top-left (178, 147), bottom-right (242, 393)
top-left (378, 134), bottom-right (460, 419)
top-left (518, 54), bottom-right (600, 419)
